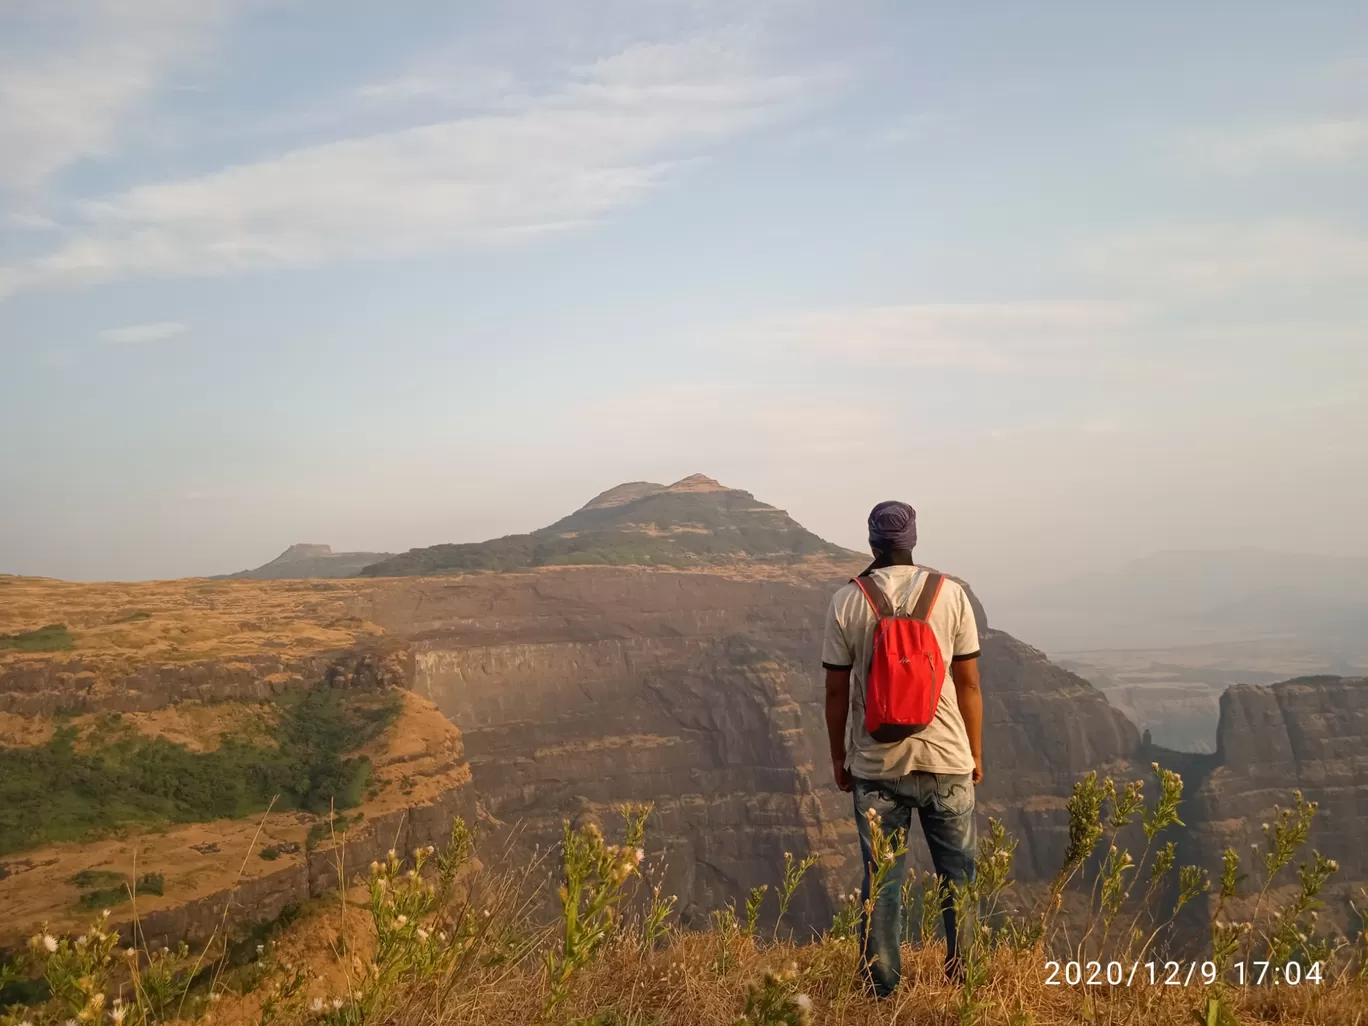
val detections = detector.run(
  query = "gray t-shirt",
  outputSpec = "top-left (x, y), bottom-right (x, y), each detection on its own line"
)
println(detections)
top-left (821, 565), bottom-right (981, 779)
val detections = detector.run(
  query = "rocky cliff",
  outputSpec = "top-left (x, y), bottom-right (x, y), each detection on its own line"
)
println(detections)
top-left (357, 566), bottom-right (1141, 931)
top-left (1175, 675), bottom-right (1368, 931)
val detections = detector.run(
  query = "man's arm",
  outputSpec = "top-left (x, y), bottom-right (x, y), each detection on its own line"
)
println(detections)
top-left (820, 588), bottom-right (855, 792)
top-left (951, 657), bottom-right (983, 784)
top-left (824, 668), bottom-right (853, 792)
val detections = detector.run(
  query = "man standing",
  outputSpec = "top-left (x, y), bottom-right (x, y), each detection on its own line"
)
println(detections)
top-left (822, 500), bottom-right (983, 996)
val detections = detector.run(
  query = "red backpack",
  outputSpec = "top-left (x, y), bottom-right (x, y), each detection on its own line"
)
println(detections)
top-left (852, 570), bottom-right (946, 743)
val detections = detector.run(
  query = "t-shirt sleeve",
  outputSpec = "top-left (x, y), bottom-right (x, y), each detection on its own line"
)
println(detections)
top-left (951, 583), bottom-right (981, 661)
top-left (821, 591), bottom-right (853, 670)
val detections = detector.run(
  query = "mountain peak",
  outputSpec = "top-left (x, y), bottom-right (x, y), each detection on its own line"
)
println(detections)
top-left (361, 476), bottom-right (860, 576)
top-left (274, 543), bottom-right (334, 563)
top-left (664, 473), bottom-right (728, 493)
top-left (579, 481), bottom-right (666, 511)
top-left (217, 544), bottom-right (394, 580)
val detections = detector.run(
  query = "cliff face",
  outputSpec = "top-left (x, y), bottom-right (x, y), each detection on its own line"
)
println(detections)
top-left (1179, 676), bottom-right (1368, 927)
top-left (388, 569), bottom-right (842, 928)
top-left (365, 566), bottom-right (1141, 929)
top-left (975, 630), bottom-right (1141, 880)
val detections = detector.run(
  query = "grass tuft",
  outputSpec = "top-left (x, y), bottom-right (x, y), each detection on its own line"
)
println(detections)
top-left (0, 623), bottom-right (76, 651)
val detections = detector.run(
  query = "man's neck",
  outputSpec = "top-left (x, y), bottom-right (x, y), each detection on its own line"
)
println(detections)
top-left (861, 548), bottom-right (916, 575)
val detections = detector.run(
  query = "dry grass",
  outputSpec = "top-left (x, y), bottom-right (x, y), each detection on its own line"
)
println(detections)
top-left (12, 805), bottom-right (1368, 1026)
top-left (0, 576), bottom-right (384, 676)
top-left (0, 563), bottom-right (856, 679)
top-left (378, 930), bottom-right (1366, 1026)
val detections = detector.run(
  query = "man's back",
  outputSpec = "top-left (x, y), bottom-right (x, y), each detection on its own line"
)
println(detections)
top-left (822, 565), bottom-right (981, 780)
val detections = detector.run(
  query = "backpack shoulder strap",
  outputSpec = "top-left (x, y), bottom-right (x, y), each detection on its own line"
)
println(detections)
top-left (909, 571), bottom-right (945, 622)
top-left (851, 575), bottom-right (894, 619)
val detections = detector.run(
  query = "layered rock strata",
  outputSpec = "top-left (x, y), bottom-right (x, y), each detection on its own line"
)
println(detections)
top-left (369, 567), bottom-right (1142, 931)
top-left (1176, 676), bottom-right (1368, 932)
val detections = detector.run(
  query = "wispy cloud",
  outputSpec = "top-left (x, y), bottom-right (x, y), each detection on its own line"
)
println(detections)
top-left (2, 37), bottom-right (823, 297)
top-left (1174, 118), bottom-right (1368, 171)
top-left (0, 0), bottom-right (236, 196)
top-left (719, 301), bottom-right (1139, 372)
top-left (97, 321), bottom-right (186, 344)
top-left (1085, 220), bottom-right (1368, 294)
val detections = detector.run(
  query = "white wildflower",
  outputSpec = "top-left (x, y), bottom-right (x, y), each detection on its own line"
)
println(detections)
top-left (102, 909), bottom-right (111, 918)
top-left (110, 1006), bottom-right (127, 1025)
top-left (795, 994), bottom-right (812, 1011)
top-left (42, 934), bottom-right (58, 953)
top-left (311, 998), bottom-right (324, 1012)
top-left (416, 928), bottom-right (430, 941)
top-left (331, 999), bottom-right (343, 1010)
top-left (395, 915), bottom-right (408, 926)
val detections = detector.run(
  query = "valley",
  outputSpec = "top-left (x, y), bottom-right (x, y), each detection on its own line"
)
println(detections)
top-left (2, 476), bottom-right (1366, 969)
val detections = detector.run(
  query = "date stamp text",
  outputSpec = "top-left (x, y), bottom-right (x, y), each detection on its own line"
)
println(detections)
top-left (1044, 960), bottom-right (1324, 987)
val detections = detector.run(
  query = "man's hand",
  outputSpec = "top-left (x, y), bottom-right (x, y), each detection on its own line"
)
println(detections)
top-left (972, 754), bottom-right (984, 786)
top-left (832, 754), bottom-right (853, 792)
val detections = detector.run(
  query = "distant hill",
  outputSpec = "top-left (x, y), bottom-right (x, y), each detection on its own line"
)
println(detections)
top-left (359, 474), bottom-right (859, 577)
top-left (217, 544), bottom-right (396, 580)
top-left (991, 548), bottom-right (1368, 652)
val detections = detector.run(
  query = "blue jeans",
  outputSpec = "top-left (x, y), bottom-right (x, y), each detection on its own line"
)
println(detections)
top-left (853, 771), bottom-right (977, 997)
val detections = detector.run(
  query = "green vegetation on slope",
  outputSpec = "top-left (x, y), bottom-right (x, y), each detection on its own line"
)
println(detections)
top-left (72, 871), bottom-right (164, 910)
top-left (0, 623), bottom-right (76, 652)
top-left (360, 479), bottom-right (856, 577)
top-left (0, 687), bottom-right (400, 856)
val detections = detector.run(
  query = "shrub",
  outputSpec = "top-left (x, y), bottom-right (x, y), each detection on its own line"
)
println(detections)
top-left (0, 687), bottom-right (400, 856)
top-left (0, 623), bottom-right (76, 652)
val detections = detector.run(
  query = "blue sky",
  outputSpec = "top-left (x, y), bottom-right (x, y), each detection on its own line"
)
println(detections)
top-left (1, 0), bottom-right (1365, 595)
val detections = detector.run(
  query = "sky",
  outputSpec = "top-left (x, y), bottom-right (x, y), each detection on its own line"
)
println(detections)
top-left (1, 0), bottom-right (1365, 599)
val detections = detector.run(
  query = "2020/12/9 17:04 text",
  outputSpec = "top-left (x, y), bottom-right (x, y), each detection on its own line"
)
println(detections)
top-left (1044, 960), bottom-right (1324, 987)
